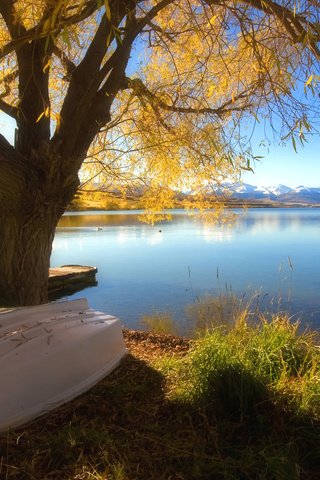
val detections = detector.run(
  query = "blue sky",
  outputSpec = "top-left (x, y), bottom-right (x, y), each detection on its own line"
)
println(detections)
top-left (241, 136), bottom-right (320, 187)
top-left (1, 110), bottom-right (319, 188)
top-left (0, 112), bottom-right (15, 146)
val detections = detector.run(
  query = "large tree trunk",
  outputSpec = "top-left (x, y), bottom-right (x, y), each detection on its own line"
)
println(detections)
top-left (0, 136), bottom-right (78, 306)
top-left (0, 207), bottom-right (59, 306)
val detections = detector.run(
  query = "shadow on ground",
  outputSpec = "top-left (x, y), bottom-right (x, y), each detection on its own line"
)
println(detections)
top-left (1, 353), bottom-right (320, 480)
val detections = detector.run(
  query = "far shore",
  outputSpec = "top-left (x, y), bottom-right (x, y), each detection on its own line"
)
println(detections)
top-left (69, 190), bottom-right (320, 212)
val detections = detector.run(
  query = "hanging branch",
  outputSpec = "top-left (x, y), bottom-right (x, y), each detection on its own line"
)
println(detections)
top-left (124, 77), bottom-right (255, 118)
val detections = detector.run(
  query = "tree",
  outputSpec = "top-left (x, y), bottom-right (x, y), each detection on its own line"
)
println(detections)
top-left (0, 0), bottom-right (319, 306)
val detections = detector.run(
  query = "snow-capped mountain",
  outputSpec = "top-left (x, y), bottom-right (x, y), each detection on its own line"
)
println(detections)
top-left (214, 183), bottom-right (320, 204)
top-left (263, 184), bottom-right (293, 196)
top-left (280, 186), bottom-right (320, 204)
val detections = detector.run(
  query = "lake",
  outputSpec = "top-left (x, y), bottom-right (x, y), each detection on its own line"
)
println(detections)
top-left (52, 208), bottom-right (320, 333)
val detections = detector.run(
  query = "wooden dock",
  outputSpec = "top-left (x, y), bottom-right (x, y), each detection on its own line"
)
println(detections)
top-left (48, 265), bottom-right (98, 295)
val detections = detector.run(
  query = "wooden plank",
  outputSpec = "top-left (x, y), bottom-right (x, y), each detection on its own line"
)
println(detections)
top-left (48, 265), bottom-right (98, 293)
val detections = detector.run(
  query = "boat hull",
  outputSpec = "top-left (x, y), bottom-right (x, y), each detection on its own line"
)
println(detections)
top-left (0, 299), bottom-right (126, 432)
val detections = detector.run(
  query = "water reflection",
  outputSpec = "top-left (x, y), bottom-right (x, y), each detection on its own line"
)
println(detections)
top-left (58, 210), bottom-right (190, 228)
top-left (53, 208), bottom-right (320, 331)
top-left (201, 226), bottom-right (233, 243)
top-left (58, 208), bottom-right (320, 231)
top-left (236, 209), bottom-right (320, 234)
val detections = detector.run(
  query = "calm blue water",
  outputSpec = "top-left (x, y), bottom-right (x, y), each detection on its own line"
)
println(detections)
top-left (51, 208), bottom-right (320, 331)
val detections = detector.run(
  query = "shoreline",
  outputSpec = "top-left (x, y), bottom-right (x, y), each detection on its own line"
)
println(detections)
top-left (68, 189), bottom-right (320, 212)
top-left (69, 201), bottom-right (320, 212)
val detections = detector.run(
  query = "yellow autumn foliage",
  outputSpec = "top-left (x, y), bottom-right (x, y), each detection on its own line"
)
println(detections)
top-left (0, 0), bottom-right (319, 216)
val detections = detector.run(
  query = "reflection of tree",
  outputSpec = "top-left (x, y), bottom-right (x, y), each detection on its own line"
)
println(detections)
top-left (58, 212), bottom-right (196, 228)
top-left (58, 213), bottom-right (142, 228)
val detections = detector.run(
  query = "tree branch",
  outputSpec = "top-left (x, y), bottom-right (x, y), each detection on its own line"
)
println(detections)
top-left (0, 131), bottom-right (14, 154)
top-left (54, 3), bottom-right (131, 158)
top-left (52, 46), bottom-right (76, 81)
top-left (0, 69), bottom-right (19, 115)
top-left (0, 99), bottom-right (18, 119)
top-left (97, 0), bottom-right (175, 78)
top-left (0, 133), bottom-right (28, 190)
top-left (125, 77), bottom-right (254, 118)
top-left (203, 0), bottom-right (320, 58)
top-left (0, 1), bottom-right (98, 61)
top-left (0, 0), bottom-right (27, 40)
top-left (236, 0), bottom-right (320, 57)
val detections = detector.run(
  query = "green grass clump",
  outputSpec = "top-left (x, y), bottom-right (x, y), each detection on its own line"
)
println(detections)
top-left (181, 315), bottom-right (320, 420)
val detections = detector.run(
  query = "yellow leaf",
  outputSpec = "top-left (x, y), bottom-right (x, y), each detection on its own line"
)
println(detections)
top-left (51, 0), bottom-right (64, 28)
top-left (106, 29), bottom-right (112, 46)
top-left (42, 18), bottom-right (51, 34)
top-left (305, 75), bottom-right (313, 86)
top-left (207, 85), bottom-right (215, 97)
top-left (104, 0), bottom-right (111, 21)
top-left (36, 111), bottom-right (45, 123)
top-left (43, 57), bottom-right (51, 73)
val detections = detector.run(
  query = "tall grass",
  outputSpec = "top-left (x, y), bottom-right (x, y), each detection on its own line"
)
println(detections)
top-left (140, 311), bottom-right (178, 335)
top-left (185, 290), bottom-right (252, 334)
top-left (179, 314), bottom-right (320, 420)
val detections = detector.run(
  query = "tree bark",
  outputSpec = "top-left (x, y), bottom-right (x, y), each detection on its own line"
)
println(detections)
top-left (0, 136), bottom-right (78, 306)
top-left (0, 209), bottom-right (58, 306)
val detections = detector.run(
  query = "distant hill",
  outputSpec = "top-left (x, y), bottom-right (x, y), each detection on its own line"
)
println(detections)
top-left (212, 183), bottom-right (320, 205)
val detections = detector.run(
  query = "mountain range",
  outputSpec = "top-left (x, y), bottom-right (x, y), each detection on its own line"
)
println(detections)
top-left (213, 183), bottom-right (320, 204)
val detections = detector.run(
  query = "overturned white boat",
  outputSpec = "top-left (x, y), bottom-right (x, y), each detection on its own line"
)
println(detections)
top-left (0, 298), bottom-right (126, 432)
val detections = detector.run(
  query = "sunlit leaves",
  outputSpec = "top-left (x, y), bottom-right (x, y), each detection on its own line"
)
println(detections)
top-left (0, 0), bottom-right (319, 218)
